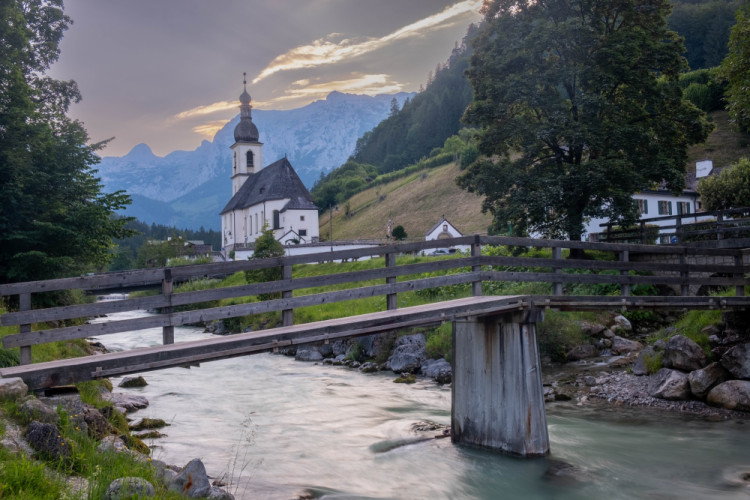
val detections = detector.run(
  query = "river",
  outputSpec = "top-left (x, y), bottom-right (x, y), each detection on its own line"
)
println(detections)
top-left (94, 310), bottom-right (750, 499)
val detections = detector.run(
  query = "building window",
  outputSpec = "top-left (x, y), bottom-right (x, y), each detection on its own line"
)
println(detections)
top-left (273, 210), bottom-right (280, 229)
top-left (299, 229), bottom-right (307, 237)
top-left (233, 152), bottom-right (236, 173)
top-left (247, 151), bottom-right (254, 167)
top-left (635, 199), bottom-right (648, 215)
top-left (300, 215), bottom-right (305, 221)
top-left (658, 200), bottom-right (672, 215)
top-left (676, 201), bottom-right (690, 215)
top-left (443, 224), bottom-right (448, 231)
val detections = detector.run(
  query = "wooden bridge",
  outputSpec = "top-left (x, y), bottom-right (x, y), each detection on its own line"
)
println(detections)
top-left (1, 236), bottom-right (749, 456)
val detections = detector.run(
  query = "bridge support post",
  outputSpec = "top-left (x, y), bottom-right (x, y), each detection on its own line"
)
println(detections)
top-left (162, 269), bottom-right (174, 345)
top-left (451, 309), bottom-right (549, 457)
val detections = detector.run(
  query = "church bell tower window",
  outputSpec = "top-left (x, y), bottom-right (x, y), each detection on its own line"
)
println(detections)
top-left (247, 151), bottom-right (254, 168)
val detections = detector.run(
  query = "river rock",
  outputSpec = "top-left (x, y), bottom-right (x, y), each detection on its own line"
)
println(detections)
top-left (649, 368), bottom-right (691, 400)
top-left (421, 358), bottom-right (452, 384)
top-left (318, 342), bottom-right (334, 358)
top-left (331, 339), bottom-right (349, 357)
top-left (610, 336), bottom-right (642, 356)
top-left (720, 342), bottom-right (750, 380)
top-left (104, 477), bottom-right (155, 500)
top-left (612, 315), bottom-right (632, 332)
top-left (170, 458), bottom-right (211, 498)
top-left (579, 321), bottom-right (606, 337)
top-left (25, 421), bottom-right (70, 461)
top-left (98, 435), bottom-right (128, 453)
top-left (706, 380), bottom-right (750, 411)
top-left (386, 334), bottom-right (426, 374)
top-left (20, 398), bottom-right (58, 425)
top-left (632, 346), bottom-right (659, 376)
top-left (103, 393), bottom-right (149, 413)
top-left (119, 376), bottom-right (148, 388)
top-left (360, 361), bottom-right (379, 373)
top-left (662, 335), bottom-right (707, 372)
top-left (204, 320), bottom-right (229, 335)
top-left (688, 362), bottom-right (731, 399)
top-left (207, 486), bottom-right (235, 499)
top-left (0, 377), bottom-right (28, 401)
top-left (565, 344), bottom-right (599, 361)
top-left (295, 347), bottom-right (323, 362)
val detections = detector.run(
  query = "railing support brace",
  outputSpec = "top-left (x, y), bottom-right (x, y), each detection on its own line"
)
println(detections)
top-left (282, 263), bottom-right (294, 326)
top-left (620, 251), bottom-right (630, 297)
top-left (19, 293), bottom-right (31, 365)
top-left (162, 269), bottom-right (174, 345)
top-left (386, 252), bottom-right (397, 310)
top-left (472, 235), bottom-right (482, 297)
top-left (552, 247), bottom-right (563, 296)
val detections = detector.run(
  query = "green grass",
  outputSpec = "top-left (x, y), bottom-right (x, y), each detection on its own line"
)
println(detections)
top-left (0, 445), bottom-right (70, 499)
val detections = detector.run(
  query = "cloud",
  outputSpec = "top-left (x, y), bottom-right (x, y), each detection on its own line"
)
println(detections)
top-left (174, 101), bottom-right (236, 120)
top-left (192, 120), bottom-right (230, 139)
top-left (252, 0), bottom-right (482, 83)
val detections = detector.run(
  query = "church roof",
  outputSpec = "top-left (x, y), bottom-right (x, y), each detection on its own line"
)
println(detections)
top-left (220, 157), bottom-right (317, 214)
top-left (426, 217), bottom-right (463, 237)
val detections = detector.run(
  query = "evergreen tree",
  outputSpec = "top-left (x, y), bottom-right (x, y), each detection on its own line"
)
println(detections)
top-left (720, 5), bottom-right (750, 131)
top-left (0, 0), bottom-right (133, 283)
top-left (458, 0), bottom-right (711, 242)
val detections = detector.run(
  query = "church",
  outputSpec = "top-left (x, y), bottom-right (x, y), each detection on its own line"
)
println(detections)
top-left (221, 77), bottom-right (319, 255)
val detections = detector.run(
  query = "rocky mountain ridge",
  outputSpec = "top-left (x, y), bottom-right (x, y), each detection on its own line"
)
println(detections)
top-left (97, 91), bottom-right (414, 230)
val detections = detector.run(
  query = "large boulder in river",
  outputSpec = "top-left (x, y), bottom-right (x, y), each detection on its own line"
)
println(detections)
top-left (649, 368), bottom-right (691, 400)
top-left (720, 342), bottom-right (750, 380)
top-left (632, 346), bottom-right (660, 376)
top-left (295, 346), bottom-right (323, 362)
top-left (102, 393), bottom-right (148, 413)
top-left (386, 334), bottom-right (426, 374)
top-left (565, 344), bottom-right (599, 361)
top-left (662, 335), bottom-right (707, 372)
top-left (421, 358), bottom-right (452, 384)
top-left (610, 336), bottom-right (642, 356)
top-left (170, 458), bottom-right (211, 498)
top-left (688, 362), bottom-right (731, 399)
top-left (706, 380), bottom-right (750, 411)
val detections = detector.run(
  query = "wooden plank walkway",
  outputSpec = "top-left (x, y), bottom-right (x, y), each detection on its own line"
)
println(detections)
top-left (0, 296), bottom-right (529, 390)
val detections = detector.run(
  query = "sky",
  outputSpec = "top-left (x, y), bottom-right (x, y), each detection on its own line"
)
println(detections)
top-left (49, 0), bottom-right (483, 157)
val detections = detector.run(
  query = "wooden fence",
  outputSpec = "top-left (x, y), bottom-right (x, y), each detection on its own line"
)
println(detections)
top-left (1, 236), bottom-right (748, 366)
top-left (598, 207), bottom-right (750, 247)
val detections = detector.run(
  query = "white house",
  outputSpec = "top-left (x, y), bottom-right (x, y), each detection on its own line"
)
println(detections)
top-left (584, 171), bottom-right (703, 243)
top-left (220, 77), bottom-right (319, 254)
top-left (425, 217), bottom-right (470, 253)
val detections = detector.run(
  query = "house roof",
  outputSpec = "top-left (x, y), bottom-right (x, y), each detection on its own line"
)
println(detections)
top-left (426, 217), bottom-right (463, 237)
top-left (220, 157), bottom-right (317, 214)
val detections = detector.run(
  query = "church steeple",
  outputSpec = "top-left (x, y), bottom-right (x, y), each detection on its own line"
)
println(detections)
top-left (234, 72), bottom-right (259, 142)
top-left (230, 73), bottom-right (263, 195)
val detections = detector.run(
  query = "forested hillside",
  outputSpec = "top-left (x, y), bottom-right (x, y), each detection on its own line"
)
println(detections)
top-left (349, 24), bottom-right (479, 173)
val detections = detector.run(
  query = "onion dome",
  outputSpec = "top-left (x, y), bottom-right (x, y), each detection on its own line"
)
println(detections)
top-left (234, 72), bottom-right (259, 142)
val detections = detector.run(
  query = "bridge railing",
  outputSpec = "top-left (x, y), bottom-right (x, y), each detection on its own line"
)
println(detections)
top-left (598, 207), bottom-right (750, 247)
top-left (1, 236), bottom-right (748, 365)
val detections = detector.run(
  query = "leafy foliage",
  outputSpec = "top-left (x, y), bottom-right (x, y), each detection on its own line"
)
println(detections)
top-left (244, 226), bottom-right (285, 301)
top-left (391, 225), bottom-right (407, 240)
top-left (668, 0), bottom-right (745, 70)
top-left (679, 68), bottom-right (727, 112)
top-left (350, 25), bottom-right (478, 173)
top-left (458, 0), bottom-right (712, 241)
top-left (697, 157), bottom-right (750, 210)
top-left (0, 0), bottom-right (133, 283)
top-left (720, 4), bottom-right (750, 131)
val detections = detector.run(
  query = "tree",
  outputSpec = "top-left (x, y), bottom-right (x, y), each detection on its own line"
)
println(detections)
top-left (391, 225), bottom-right (407, 241)
top-left (0, 0), bottom-right (133, 283)
top-left (697, 158), bottom-right (750, 210)
top-left (458, 0), bottom-right (712, 243)
top-left (244, 226), bottom-right (285, 300)
top-left (720, 5), bottom-right (750, 131)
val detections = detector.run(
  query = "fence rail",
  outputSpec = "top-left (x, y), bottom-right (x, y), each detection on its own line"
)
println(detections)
top-left (2, 235), bottom-right (748, 366)
top-left (598, 207), bottom-right (750, 246)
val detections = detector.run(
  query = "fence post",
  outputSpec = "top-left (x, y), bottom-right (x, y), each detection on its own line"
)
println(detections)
top-left (386, 251), bottom-right (397, 310)
top-left (680, 250), bottom-right (689, 297)
top-left (619, 251), bottom-right (630, 297)
top-left (162, 268), bottom-right (174, 345)
top-left (717, 210), bottom-right (724, 241)
top-left (552, 246), bottom-right (563, 296)
top-left (675, 217), bottom-right (682, 244)
top-left (472, 235), bottom-right (483, 297)
top-left (640, 221), bottom-right (646, 244)
top-left (282, 262), bottom-right (294, 326)
top-left (736, 254), bottom-right (745, 297)
top-left (19, 293), bottom-right (31, 365)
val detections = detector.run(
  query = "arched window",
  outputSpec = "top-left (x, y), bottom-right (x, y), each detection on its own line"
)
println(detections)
top-left (246, 150), bottom-right (254, 168)
top-left (233, 151), bottom-right (237, 172)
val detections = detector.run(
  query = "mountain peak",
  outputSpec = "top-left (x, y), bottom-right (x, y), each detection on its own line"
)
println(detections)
top-left (126, 143), bottom-right (156, 159)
